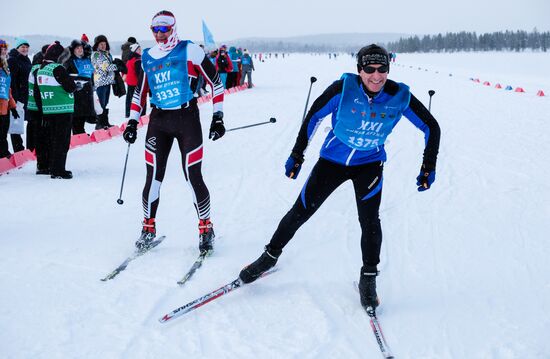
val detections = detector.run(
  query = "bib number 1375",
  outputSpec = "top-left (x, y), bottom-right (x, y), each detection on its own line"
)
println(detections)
top-left (348, 136), bottom-right (379, 148)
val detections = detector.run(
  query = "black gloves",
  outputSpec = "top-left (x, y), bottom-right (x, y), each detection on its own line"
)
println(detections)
top-left (113, 58), bottom-right (127, 73)
top-left (10, 108), bottom-right (19, 119)
top-left (123, 120), bottom-right (138, 144)
top-left (209, 111), bottom-right (225, 141)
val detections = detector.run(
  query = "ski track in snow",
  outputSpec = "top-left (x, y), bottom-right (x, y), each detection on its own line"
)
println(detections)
top-left (2, 51), bottom-right (550, 358)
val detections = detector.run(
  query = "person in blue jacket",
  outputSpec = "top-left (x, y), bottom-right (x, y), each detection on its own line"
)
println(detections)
top-left (239, 44), bottom-right (441, 310)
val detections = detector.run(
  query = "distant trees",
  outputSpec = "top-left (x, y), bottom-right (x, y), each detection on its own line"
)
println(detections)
top-left (387, 29), bottom-right (550, 53)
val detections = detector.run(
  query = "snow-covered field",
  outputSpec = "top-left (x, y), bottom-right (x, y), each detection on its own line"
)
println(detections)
top-left (2, 51), bottom-right (550, 359)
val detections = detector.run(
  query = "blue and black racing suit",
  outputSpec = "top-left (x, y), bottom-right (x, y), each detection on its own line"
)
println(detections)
top-left (267, 73), bottom-right (441, 270)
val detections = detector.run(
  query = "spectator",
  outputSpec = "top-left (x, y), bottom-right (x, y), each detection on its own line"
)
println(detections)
top-left (215, 48), bottom-right (233, 88)
top-left (37, 41), bottom-right (78, 179)
top-left (124, 43), bottom-right (145, 118)
top-left (27, 54), bottom-right (47, 174)
top-left (91, 35), bottom-right (116, 129)
top-left (0, 39), bottom-right (18, 159)
top-left (121, 36), bottom-right (137, 64)
top-left (226, 46), bottom-right (240, 88)
top-left (240, 49), bottom-right (254, 88)
top-left (63, 39), bottom-right (96, 134)
top-left (208, 49), bottom-right (217, 65)
top-left (7, 38), bottom-right (31, 152)
top-left (32, 45), bottom-right (49, 66)
top-left (236, 47), bottom-right (243, 86)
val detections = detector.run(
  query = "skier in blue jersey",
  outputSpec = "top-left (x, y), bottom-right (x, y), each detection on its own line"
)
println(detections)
top-left (239, 44), bottom-right (441, 309)
top-left (123, 10), bottom-right (226, 253)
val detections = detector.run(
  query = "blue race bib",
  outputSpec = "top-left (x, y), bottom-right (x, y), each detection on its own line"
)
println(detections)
top-left (333, 73), bottom-right (410, 151)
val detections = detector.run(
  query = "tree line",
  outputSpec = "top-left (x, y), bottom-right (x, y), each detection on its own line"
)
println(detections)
top-left (386, 29), bottom-right (550, 53)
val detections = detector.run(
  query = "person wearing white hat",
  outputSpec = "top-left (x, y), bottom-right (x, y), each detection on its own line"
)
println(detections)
top-left (123, 10), bottom-right (226, 254)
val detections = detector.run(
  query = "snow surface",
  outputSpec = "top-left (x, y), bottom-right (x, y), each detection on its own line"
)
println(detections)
top-left (2, 51), bottom-right (550, 359)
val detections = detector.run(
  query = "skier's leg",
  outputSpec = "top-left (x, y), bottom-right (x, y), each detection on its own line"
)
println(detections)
top-left (174, 104), bottom-right (214, 251)
top-left (268, 158), bottom-right (348, 251)
top-left (352, 161), bottom-right (384, 269)
top-left (240, 158), bottom-right (349, 283)
top-left (142, 109), bottom-right (174, 221)
top-left (352, 161), bottom-right (384, 308)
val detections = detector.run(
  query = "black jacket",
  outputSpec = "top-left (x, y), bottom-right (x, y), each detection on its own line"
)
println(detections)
top-left (7, 48), bottom-right (32, 105)
top-left (63, 55), bottom-right (95, 117)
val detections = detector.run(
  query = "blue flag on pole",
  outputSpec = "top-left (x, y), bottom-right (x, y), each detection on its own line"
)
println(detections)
top-left (202, 20), bottom-right (216, 50)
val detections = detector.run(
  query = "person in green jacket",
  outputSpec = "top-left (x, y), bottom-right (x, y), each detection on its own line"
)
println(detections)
top-left (37, 41), bottom-right (79, 179)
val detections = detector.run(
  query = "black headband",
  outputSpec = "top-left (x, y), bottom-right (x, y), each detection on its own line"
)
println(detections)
top-left (360, 53), bottom-right (389, 67)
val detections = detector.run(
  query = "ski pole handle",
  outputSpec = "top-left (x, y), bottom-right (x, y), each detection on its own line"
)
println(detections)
top-left (428, 90), bottom-right (435, 112)
top-left (302, 76), bottom-right (317, 122)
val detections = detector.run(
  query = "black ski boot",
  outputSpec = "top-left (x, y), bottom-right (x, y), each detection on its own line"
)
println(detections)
top-left (198, 218), bottom-right (215, 252)
top-left (239, 245), bottom-right (282, 283)
top-left (51, 170), bottom-right (73, 179)
top-left (358, 266), bottom-right (380, 309)
top-left (135, 218), bottom-right (156, 251)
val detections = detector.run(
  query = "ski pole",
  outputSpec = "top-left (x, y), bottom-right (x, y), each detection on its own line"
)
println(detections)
top-left (226, 117), bottom-right (276, 132)
top-left (428, 90), bottom-right (435, 112)
top-left (117, 143), bottom-right (131, 205)
top-left (302, 76), bottom-right (317, 121)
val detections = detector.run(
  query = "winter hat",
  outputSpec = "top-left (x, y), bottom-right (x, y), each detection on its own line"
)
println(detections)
top-left (41, 44), bottom-right (49, 54)
top-left (70, 39), bottom-right (84, 52)
top-left (15, 38), bottom-right (30, 49)
top-left (44, 41), bottom-right (64, 62)
top-left (81, 34), bottom-right (89, 43)
top-left (356, 44), bottom-right (389, 71)
top-left (0, 39), bottom-right (8, 49)
top-left (130, 43), bottom-right (141, 52)
top-left (93, 35), bottom-right (110, 51)
top-left (127, 37), bottom-right (137, 44)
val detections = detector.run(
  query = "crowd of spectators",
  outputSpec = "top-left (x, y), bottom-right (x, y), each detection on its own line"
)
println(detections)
top-left (0, 35), bottom-right (260, 179)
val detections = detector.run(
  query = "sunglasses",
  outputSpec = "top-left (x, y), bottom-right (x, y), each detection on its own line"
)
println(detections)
top-left (150, 26), bottom-right (172, 33)
top-left (362, 65), bottom-right (389, 74)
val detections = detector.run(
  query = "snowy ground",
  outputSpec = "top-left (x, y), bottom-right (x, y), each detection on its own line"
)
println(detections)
top-left (2, 51), bottom-right (550, 359)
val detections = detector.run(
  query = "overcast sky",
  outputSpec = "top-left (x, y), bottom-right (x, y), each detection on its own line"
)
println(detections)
top-left (2, 0), bottom-right (549, 42)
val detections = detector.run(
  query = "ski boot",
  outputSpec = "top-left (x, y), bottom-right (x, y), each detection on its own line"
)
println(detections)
top-left (198, 218), bottom-right (215, 253)
top-left (239, 245), bottom-right (282, 284)
top-left (358, 266), bottom-right (380, 309)
top-left (50, 170), bottom-right (73, 179)
top-left (135, 218), bottom-right (156, 251)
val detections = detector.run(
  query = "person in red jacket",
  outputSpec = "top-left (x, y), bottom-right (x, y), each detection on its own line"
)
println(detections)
top-left (124, 43), bottom-right (145, 118)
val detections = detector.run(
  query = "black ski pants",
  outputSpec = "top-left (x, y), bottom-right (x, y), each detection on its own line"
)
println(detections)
top-left (142, 102), bottom-right (211, 221)
top-left (269, 158), bottom-right (384, 269)
top-left (44, 113), bottom-right (72, 174)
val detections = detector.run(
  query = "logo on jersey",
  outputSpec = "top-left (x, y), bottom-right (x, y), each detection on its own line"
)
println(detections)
top-left (154, 71), bottom-right (171, 84)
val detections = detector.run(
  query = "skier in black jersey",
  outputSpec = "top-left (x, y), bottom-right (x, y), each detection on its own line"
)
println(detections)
top-left (123, 10), bottom-right (226, 253)
top-left (239, 45), bottom-right (441, 309)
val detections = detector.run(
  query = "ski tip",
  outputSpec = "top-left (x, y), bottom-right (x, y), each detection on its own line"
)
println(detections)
top-left (159, 314), bottom-right (171, 323)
